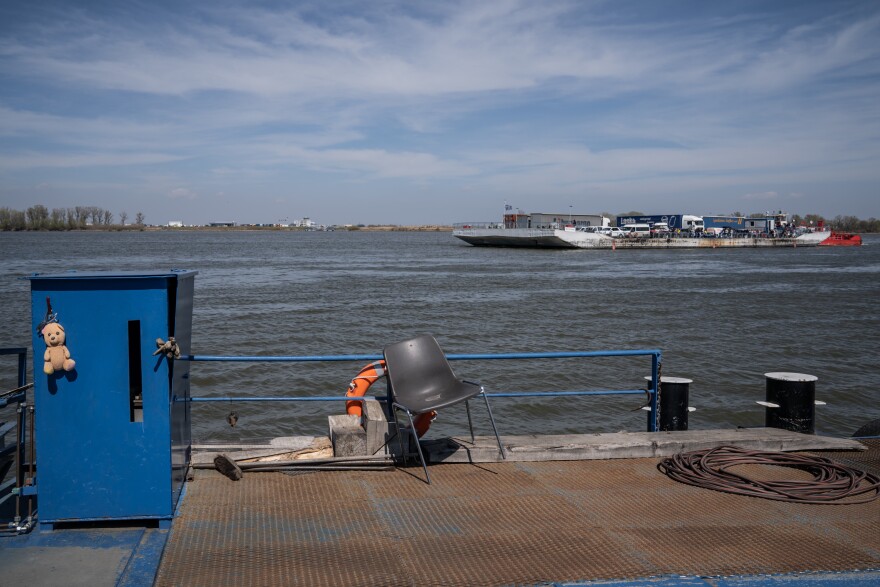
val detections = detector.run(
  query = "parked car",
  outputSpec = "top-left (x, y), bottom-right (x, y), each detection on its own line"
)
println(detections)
top-left (651, 222), bottom-right (671, 236)
top-left (608, 227), bottom-right (628, 238)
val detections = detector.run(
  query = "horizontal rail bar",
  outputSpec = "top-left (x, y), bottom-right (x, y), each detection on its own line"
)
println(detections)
top-left (487, 389), bottom-right (648, 398)
top-left (0, 348), bottom-right (27, 356)
top-left (183, 354), bottom-right (382, 362)
top-left (181, 349), bottom-right (660, 362)
top-left (186, 389), bottom-right (647, 402)
top-left (187, 396), bottom-right (384, 403)
top-left (180, 348), bottom-right (661, 431)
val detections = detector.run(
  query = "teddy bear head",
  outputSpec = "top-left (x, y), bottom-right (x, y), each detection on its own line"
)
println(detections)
top-left (42, 323), bottom-right (66, 347)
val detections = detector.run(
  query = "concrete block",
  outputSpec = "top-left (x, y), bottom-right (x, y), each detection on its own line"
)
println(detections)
top-left (328, 414), bottom-right (367, 457)
top-left (363, 399), bottom-right (415, 458)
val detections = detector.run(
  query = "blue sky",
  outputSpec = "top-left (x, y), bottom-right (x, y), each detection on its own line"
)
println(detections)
top-left (1, 0), bottom-right (879, 225)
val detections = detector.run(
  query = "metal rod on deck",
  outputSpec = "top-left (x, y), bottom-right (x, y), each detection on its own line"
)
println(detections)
top-left (192, 454), bottom-right (393, 470)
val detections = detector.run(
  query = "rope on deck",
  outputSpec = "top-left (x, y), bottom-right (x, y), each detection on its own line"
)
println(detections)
top-left (658, 445), bottom-right (880, 504)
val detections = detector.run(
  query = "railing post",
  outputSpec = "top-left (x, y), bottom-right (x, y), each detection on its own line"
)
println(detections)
top-left (648, 353), bottom-right (660, 432)
top-left (17, 349), bottom-right (27, 388)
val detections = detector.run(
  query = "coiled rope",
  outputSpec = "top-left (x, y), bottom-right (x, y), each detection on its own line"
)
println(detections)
top-left (658, 445), bottom-right (880, 504)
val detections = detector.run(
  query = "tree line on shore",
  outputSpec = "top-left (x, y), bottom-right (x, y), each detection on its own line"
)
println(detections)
top-left (1, 204), bottom-right (878, 232)
top-left (0, 205), bottom-right (144, 230)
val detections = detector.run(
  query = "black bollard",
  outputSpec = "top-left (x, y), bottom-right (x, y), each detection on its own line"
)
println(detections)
top-left (764, 372), bottom-right (817, 434)
top-left (644, 376), bottom-right (692, 431)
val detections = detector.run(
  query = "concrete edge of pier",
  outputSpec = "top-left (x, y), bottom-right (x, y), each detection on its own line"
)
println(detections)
top-left (191, 427), bottom-right (865, 465)
top-left (425, 427), bottom-right (865, 463)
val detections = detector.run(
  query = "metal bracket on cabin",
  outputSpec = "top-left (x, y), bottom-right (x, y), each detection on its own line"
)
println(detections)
top-left (153, 337), bottom-right (181, 360)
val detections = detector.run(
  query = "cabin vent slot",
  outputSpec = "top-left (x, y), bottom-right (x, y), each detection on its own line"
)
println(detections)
top-left (128, 320), bottom-right (143, 422)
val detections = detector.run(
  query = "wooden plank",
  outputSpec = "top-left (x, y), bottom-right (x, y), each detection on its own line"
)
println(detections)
top-left (422, 428), bottom-right (866, 464)
top-left (191, 436), bottom-right (331, 465)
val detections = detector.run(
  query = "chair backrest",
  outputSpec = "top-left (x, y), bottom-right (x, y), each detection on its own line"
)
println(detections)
top-left (383, 334), bottom-right (468, 414)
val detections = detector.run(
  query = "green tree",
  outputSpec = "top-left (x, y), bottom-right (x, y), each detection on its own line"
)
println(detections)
top-left (74, 206), bottom-right (88, 228)
top-left (26, 205), bottom-right (49, 229)
top-left (50, 208), bottom-right (66, 230)
top-left (2, 209), bottom-right (27, 230)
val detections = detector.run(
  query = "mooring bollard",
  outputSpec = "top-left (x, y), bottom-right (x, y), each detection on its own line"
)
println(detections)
top-left (644, 376), bottom-right (692, 431)
top-left (763, 372), bottom-right (817, 434)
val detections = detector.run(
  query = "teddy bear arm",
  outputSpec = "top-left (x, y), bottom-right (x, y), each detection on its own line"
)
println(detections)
top-left (64, 346), bottom-right (71, 359)
top-left (44, 348), bottom-right (51, 361)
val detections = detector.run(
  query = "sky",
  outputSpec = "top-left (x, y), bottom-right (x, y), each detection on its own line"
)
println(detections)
top-left (1, 1), bottom-right (879, 226)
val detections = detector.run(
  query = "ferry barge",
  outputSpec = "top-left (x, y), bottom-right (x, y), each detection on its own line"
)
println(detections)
top-left (453, 211), bottom-right (858, 249)
top-left (1, 270), bottom-right (877, 586)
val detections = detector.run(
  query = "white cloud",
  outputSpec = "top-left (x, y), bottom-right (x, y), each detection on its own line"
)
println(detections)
top-left (168, 187), bottom-right (197, 200)
top-left (279, 145), bottom-right (478, 179)
top-left (742, 191), bottom-right (779, 200)
top-left (0, 1), bottom-right (878, 221)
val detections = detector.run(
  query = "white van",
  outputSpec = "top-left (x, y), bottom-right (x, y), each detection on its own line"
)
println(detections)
top-left (622, 223), bottom-right (651, 237)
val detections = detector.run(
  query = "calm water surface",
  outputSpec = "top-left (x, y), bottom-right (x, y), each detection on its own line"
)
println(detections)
top-left (1, 230), bottom-right (878, 442)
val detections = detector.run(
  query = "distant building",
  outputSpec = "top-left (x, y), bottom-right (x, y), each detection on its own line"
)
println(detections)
top-left (209, 222), bottom-right (236, 227)
top-left (167, 220), bottom-right (183, 227)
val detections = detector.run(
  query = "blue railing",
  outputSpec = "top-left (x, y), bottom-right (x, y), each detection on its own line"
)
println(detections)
top-left (181, 349), bottom-right (663, 432)
top-left (0, 347), bottom-right (28, 408)
top-left (1, 348), bottom-right (30, 517)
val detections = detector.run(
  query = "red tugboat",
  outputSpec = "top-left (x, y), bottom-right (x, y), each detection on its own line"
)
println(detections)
top-left (815, 222), bottom-right (863, 246)
top-left (820, 232), bottom-right (862, 246)
top-left (807, 220), bottom-right (861, 246)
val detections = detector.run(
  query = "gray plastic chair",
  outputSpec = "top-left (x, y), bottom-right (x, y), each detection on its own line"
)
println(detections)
top-left (383, 334), bottom-right (505, 483)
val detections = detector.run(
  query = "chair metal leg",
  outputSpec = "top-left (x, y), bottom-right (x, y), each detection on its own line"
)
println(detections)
top-left (392, 402), bottom-right (432, 484)
top-left (405, 409), bottom-right (431, 484)
top-left (465, 400), bottom-right (475, 443)
top-left (480, 388), bottom-right (506, 459)
top-left (391, 403), bottom-right (407, 466)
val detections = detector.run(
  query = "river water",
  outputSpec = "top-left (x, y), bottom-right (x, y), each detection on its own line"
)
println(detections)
top-left (1, 230), bottom-right (877, 442)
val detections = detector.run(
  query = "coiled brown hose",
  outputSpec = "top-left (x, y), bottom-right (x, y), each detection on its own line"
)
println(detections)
top-left (658, 445), bottom-right (880, 504)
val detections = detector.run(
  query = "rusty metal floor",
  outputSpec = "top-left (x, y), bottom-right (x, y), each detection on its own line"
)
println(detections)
top-left (156, 442), bottom-right (880, 587)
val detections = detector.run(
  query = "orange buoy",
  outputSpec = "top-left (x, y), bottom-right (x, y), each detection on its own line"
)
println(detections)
top-left (345, 360), bottom-right (436, 437)
top-left (346, 360), bottom-right (387, 417)
top-left (412, 411), bottom-right (436, 438)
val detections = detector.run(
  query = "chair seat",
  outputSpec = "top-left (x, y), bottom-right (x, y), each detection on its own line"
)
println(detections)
top-left (395, 379), bottom-right (482, 414)
top-left (384, 334), bottom-right (482, 414)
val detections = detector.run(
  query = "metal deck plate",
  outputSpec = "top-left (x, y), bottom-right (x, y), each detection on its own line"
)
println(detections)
top-left (156, 443), bottom-right (880, 586)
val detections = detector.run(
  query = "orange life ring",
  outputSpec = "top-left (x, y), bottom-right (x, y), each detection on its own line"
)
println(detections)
top-left (345, 360), bottom-right (435, 437)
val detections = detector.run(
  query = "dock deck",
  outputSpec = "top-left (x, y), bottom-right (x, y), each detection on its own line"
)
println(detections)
top-left (156, 437), bottom-right (880, 586)
top-left (2, 433), bottom-right (877, 586)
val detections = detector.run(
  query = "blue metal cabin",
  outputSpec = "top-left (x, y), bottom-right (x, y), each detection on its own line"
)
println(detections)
top-left (26, 270), bottom-right (195, 529)
top-left (615, 214), bottom-right (699, 229)
top-left (703, 215), bottom-right (747, 230)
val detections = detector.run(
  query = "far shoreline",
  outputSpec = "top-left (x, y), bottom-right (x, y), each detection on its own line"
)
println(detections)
top-left (0, 224), bottom-right (454, 233)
